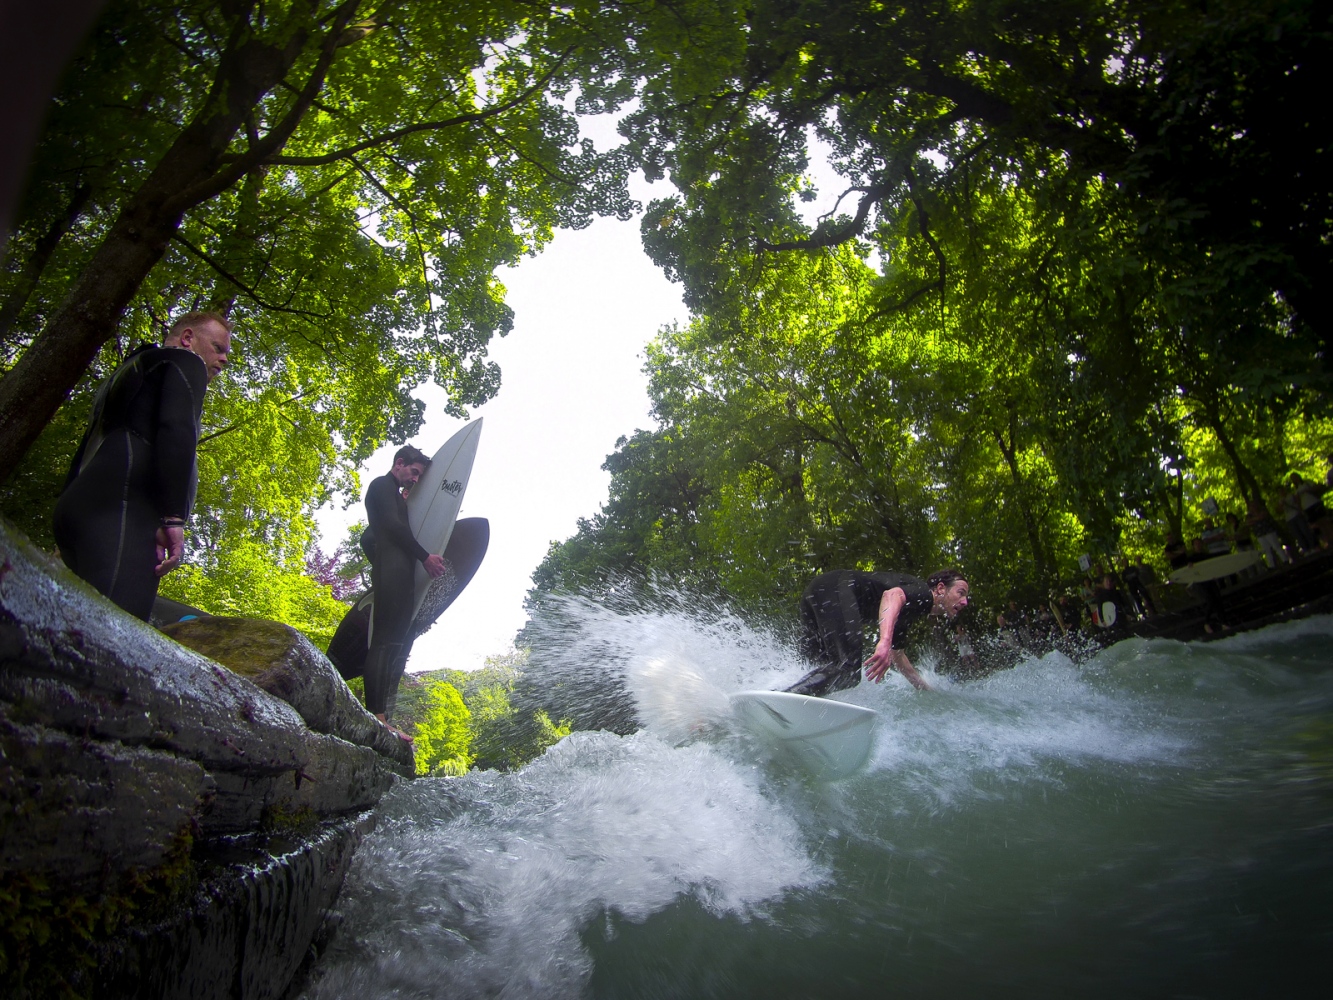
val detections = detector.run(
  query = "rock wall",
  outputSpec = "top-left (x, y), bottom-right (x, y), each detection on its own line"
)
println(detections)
top-left (0, 518), bottom-right (410, 997)
top-left (94, 813), bottom-right (376, 1000)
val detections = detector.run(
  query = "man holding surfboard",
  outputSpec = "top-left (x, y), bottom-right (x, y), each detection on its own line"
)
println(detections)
top-left (786, 569), bottom-right (971, 696)
top-left (362, 445), bottom-right (447, 739)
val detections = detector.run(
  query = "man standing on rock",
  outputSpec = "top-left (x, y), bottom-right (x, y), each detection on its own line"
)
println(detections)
top-left (785, 569), bottom-right (971, 695)
top-left (53, 311), bottom-right (231, 620)
top-left (361, 445), bottom-right (446, 739)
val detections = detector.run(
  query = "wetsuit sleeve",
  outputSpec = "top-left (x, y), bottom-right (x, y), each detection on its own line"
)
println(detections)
top-left (365, 476), bottom-right (429, 562)
top-left (896, 582), bottom-right (933, 639)
top-left (151, 352), bottom-right (207, 519)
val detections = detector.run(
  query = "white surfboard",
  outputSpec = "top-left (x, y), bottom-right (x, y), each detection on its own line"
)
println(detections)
top-left (729, 690), bottom-right (876, 780)
top-left (1168, 549), bottom-right (1263, 584)
top-left (405, 419), bottom-right (483, 620)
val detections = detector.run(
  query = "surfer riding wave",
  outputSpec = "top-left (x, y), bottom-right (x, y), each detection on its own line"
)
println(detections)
top-left (786, 569), bottom-right (970, 696)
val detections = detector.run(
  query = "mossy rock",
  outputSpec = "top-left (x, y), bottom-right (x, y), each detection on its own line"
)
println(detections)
top-left (162, 617), bottom-right (413, 774)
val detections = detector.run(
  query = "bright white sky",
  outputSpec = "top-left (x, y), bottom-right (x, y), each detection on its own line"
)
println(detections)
top-left (314, 120), bottom-right (846, 673)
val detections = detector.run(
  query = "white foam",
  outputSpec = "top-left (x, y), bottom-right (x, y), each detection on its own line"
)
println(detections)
top-left (304, 731), bottom-right (825, 999)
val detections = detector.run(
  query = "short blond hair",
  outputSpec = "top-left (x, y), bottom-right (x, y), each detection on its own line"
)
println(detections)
top-left (167, 310), bottom-right (233, 342)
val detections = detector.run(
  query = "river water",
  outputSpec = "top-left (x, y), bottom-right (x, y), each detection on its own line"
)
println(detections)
top-left (302, 606), bottom-right (1333, 999)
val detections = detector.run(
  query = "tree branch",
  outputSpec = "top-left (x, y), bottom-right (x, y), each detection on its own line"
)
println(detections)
top-left (173, 231), bottom-right (335, 320)
top-left (198, 390), bottom-right (308, 445)
top-left (256, 46), bottom-right (576, 167)
top-left (170, 0), bottom-right (365, 211)
top-left (756, 183), bottom-right (890, 252)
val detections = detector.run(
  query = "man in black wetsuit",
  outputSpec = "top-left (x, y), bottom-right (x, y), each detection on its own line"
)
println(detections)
top-left (361, 445), bottom-right (446, 737)
top-left (786, 569), bottom-right (971, 696)
top-left (53, 311), bottom-right (232, 620)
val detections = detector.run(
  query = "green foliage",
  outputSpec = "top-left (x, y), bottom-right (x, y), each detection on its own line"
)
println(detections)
top-left (158, 534), bottom-right (349, 649)
top-left (393, 650), bottom-right (571, 773)
top-left (3, 0), bottom-right (1328, 629)
top-left (412, 679), bottom-right (474, 777)
top-left (527, 2), bottom-right (1332, 615)
top-left (535, 200), bottom-right (1332, 615)
top-left (0, 0), bottom-right (660, 620)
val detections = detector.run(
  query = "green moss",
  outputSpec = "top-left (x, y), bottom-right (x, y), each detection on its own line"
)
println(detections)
top-left (259, 802), bottom-right (320, 838)
top-left (0, 826), bottom-right (196, 999)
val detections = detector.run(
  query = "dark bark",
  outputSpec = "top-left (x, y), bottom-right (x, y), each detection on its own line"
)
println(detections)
top-left (0, 1), bottom-right (360, 484)
top-left (0, 182), bottom-right (91, 340)
top-left (995, 412), bottom-right (1052, 589)
top-left (0, 0), bottom-right (107, 258)
top-left (1157, 467), bottom-right (1184, 542)
top-left (1197, 398), bottom-right (1267, 513)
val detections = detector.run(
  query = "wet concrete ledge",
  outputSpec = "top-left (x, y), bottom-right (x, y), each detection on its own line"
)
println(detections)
top-left (0, 517), bottom-right (408, 998)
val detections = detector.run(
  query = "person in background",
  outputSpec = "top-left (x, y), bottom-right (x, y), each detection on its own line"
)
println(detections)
top-left (1224, 511), bottom-right (1260, 581)
top-left (1055, 593), bottom-right (1082, 632)
top-left (361, 445), bottom-right (447, 740)
top-left (1119, 555), bottom-right (1157, 617)
top-left (53, 311), bottom-right (232, 620)
top-left (1136, 557), bottom-right (1162, 610)
top-left (995, 609), bottom-right (1021, 650)
top-left (1164, 533), bottom-right (1190, 571)
top-left (1225, 512), bottom-right (1253, 553)
top-left (1093, 573), bottom-right (1128, 626)
top-left (1294, 473), bottom-right (1332, 546)
top-left (1280, 477), bottom-right (1317, 554)
top-left (1079, 576), bottom-right (1098, 622)
top-left (1200, 517), bottom-right (1231, 556)
top-left (1247, 500), bottom-right (1288, 569)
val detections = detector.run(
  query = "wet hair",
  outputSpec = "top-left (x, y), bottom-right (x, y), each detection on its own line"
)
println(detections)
top-left (393, 445), bottom-right (431, 468)
top-left (927, 568), bottom-right (966, 591)
top-left (167, 310), bottom-right (233, 340)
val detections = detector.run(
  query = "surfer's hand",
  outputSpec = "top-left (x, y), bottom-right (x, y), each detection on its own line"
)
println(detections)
top-left (154, 525), bottom-right (184, 577)
top-left (864, 638), bottom-right (894, 682)
top-left (423, 553), bottom-right (446, 578)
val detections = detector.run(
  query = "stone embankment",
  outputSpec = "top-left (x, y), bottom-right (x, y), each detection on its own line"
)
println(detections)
top-left (0, 518), bottom-right (410, 998)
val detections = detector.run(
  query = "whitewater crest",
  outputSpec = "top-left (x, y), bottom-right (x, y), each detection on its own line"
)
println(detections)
top-left (303, 730), bottom-right (825, 999)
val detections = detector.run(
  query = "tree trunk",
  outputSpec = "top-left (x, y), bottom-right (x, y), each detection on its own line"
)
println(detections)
top-left (0, 1), bottom-right (345, 484)
top-left (0, 182), bottom-right (92, 340)
top-left (994, 410), bottom-right (1052, 590)
top-left (1156, 466), bottom-right (1184, 540)
top-left (1198, 398), bottom-right (1267, 513)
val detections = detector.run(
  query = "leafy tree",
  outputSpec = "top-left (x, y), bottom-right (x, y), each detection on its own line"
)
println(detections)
top-left (629, 0), bottom-right (1330, 352)
top-left (392, 650), bottom-right (572, 773)
top-left (412, 678), bottom-right (473, 777)
top-left (534, 159), bottom-right (1332, 615)
top-left (0, 0), bottom-right (650, 485)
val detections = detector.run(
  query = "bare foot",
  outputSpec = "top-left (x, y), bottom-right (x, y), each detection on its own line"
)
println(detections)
top-left (375, 713), bottom-right (415, 743)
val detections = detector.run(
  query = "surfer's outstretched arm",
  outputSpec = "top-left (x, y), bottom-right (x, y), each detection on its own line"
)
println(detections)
top-left (864, 588), bottom-right (907, 682)
top-left (865, 588), bottom-right (933, 690)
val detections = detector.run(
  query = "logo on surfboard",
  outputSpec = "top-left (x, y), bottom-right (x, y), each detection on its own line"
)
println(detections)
top-left (439, 479), bottom-right (464, 496)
